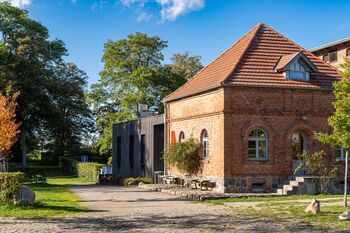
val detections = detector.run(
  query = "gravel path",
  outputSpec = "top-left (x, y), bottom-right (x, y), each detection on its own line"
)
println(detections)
top-left (0, 185), bottom-right (346, 233)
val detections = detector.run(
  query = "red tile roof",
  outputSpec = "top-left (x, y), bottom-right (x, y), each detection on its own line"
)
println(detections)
top-left (164, 23), bottom-right (340, 102)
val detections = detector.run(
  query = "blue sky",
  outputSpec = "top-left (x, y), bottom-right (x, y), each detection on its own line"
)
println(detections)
top-left (4, 0), bottom-right (350, 87)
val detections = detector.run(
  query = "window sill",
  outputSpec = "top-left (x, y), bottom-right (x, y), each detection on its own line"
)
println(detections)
top-left (248, 158), bottom-right (269, 162)
top-left (336, 158), bottom-right (350, 162)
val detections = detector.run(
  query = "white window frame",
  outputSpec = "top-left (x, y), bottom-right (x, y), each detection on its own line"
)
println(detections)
top-left (248, 129), bottom-right (268, 160)
top-left (201, 130), bottom-right (209, 160)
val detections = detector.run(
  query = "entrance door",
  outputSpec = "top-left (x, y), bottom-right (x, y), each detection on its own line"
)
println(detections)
top-left (292, 132), bottom-right (307, 175)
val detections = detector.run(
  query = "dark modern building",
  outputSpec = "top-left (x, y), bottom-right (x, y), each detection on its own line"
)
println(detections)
top-left (112, 114), bottom-right (165, 179)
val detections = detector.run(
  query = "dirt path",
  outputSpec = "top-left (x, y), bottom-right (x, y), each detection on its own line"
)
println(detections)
top-left (0, 185), bottom-right (345, 233)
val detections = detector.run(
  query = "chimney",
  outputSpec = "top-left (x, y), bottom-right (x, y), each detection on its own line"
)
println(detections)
top-left (138, 104), bottom-right (149, 118)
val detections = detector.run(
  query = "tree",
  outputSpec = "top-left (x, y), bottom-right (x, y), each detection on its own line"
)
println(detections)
top-left (0, 91), bottom-right (20, 172)
top-left (88, 32), bottom-right (167, 154)
top-left (88, 33), bottom-right (203, 155)
top-left (0, 3), bottom-right (91, 164)
top-left (0, 2), bottom-right (67, 166)
top-left (47, 62), bottom-right (93, 161)
top-left (316, 57), bottom-right (350, 206)
top-left (294, 151), bottom-right (337, 194)
top-left (170, 52), bottom-right (203, 80)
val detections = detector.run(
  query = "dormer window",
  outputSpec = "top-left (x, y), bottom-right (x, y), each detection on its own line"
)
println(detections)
top-left (275, 51), bottom-right (317, 82)
top-left (288, 61), bottom-right (309, 81)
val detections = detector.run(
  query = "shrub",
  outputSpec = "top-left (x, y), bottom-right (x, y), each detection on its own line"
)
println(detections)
top-left (59, 156), bottom-right (79, 173)
top-left (16, 167), bottom-right (46, 184)
top-left (60, 156), bottom-right (103, 182)
top-left (76, 162), bottom-right (103, 182)
top-left (0, 172), bottom-right (25, 203)
top-left (123, 177), bottom-right (152, 186)
top-left (295, 151), bottom-right (337, 194)
top-left (163, 138), bottom-right (201, 175)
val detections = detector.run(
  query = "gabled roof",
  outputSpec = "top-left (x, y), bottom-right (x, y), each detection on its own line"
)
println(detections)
top-left (164, 23), bottom-right (340, 102)
top-left (275, 51), bottom-right (318, 72)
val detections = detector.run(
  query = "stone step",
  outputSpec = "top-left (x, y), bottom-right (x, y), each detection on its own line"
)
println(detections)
top-left (289, 180), bottom-right (302, 186)
top-left (276, 189), bottom-right (285, 195)
top-left (295, 177), bottom-right (305, 182)
top-left (283, 184), bottom-right (294, 191)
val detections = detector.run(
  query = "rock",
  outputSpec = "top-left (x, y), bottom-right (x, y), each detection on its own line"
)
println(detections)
top-left (305, 199), bottom-right (320, 214)
top-left (339, 210), bottom-right (350, 220)
top-left (138, 182), bottom-right (144, 187)
top-left (14, 186), bottom-right (35, 206)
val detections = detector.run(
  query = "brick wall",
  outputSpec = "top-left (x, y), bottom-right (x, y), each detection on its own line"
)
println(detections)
top-left (166, 86), bottom-right (338, 193)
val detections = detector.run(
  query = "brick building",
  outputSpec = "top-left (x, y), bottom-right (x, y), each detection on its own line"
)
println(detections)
top-left (164, 23), bottom-right (341, 193)
top-left (310, 37), bottom-right (350, 69)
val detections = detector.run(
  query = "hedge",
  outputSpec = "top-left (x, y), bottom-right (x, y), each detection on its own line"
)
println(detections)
top-left (123, 177), bottom-right (152, 186)
top-left (76, 162), bottom-right (103, 181)
top-left (59, 157), bottom-right (103, 182)
top-left (0, 172), bottom-right (25, 203)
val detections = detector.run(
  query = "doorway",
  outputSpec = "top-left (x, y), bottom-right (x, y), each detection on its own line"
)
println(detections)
top-left (292, 131), bottom-right (308, 175)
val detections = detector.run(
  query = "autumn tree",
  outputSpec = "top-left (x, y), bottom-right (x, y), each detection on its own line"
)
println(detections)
top-left (0, 91), bottom-right (20, 172)
top-left (316, 57), bottom-right (350, 206)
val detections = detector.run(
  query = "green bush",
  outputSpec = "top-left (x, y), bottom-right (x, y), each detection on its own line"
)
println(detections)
top-left (163, 138), bottom-right (201, 175)
top-left (60, 157), bottom-right (103, 182)
top-left (0, 172), bottom-right (25, 203)
top-left (76, 163), bottom-right (103, 182)
top-left (123, 177), bottom-right (152, 186)
top-left (59, 156), bottom-right (78, 173)
top-left (15, 167), bottom-right (47, 184)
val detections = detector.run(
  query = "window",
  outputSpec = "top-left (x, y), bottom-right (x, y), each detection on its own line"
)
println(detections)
top-left (347, 48), bottom-right (350, 57)
top-left (201, 129), bottom-right (209, 160)
top-left (116, 137), bottom-right (121, 169)
top-left (248, 129), bottom-right (268, 160)
top-left (129, 135), bottom-right (134, 170)
top-left (329, 50), bottom-right (337, 62)
top-left (179, 131), bottom-right (185, 143)
top-left (288, 61), bottom-right (309, 81)
top-left (140, 134), bottom-right (145, 166)
top-left (336, 147), bottom-right (350, 160)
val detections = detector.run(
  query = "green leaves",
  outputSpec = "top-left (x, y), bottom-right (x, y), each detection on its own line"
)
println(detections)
top-left (163, 139), bottom-right (201, 175)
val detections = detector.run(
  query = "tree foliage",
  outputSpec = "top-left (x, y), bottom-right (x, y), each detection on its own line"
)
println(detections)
top-left (315, 57), bottom-right (350, 206)
top-left (294, 151), bottom-right (337, 194)
top-left (171, 52), bottom-right (203, 80)
top-left (0, 3), bottom-right (92, 164)
top-left (88, 33), bottom-right (203, 154)
top-left (0, 91), bottom-right (20, 156)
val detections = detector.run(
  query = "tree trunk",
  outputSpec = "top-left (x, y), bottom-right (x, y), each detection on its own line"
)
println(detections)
top-left (344, 149), bottom-right (348, 207)
top-left (0, 151), bottom-right (8, 172)
top-left (21, 133), bottom-right (27, 167)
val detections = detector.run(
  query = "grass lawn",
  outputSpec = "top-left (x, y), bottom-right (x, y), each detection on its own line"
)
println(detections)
top-left (205, 194), bottom-right (350, 230)
top-left (0, 166), bottom-right (95, 219)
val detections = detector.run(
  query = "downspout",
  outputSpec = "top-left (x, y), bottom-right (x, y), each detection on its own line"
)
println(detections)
top-left (163, 101), bottom-right (167, 176)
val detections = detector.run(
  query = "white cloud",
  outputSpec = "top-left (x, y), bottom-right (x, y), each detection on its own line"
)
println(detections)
top-left (156, 0), bottom-right (204, 21)
top-left (0, 0), bottom-right (32, 8)
top-left (137, 12), bottom-right (152, 22)
top-left (120, 0), bottom-right (205, 21)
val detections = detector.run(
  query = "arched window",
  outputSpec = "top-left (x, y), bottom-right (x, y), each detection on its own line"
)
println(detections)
top-left (248, 129), bottom-right (268, 160)
top-left (201, 129), bottom-right (209, 160)
top-left (179, 131), bottom-right (185, 143)
top-left (347, 48), bottom-right (350, 57)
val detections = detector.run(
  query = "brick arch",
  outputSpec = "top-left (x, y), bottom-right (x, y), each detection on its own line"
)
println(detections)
top-left (284, 122), bottom-right (317, 173)
top-left (241, 121), bottom-right (275, 139)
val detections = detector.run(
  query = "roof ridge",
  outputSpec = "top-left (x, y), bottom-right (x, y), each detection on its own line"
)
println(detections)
top-left (163, 23), bottom-right (263, 101)
top-left (261, 24), bottom-right (339, 74)
top-left (222, 23), bottom-right (263, 83)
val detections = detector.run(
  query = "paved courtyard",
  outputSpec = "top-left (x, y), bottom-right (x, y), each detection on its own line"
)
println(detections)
top-left (0, 185), bottom-right (347, 233)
